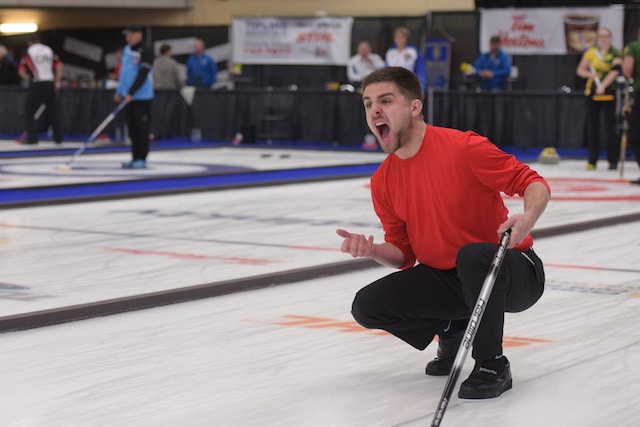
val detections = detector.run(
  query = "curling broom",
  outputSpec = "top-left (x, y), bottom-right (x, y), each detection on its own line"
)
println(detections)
top-left (57, 100), bottom-right (128, 172)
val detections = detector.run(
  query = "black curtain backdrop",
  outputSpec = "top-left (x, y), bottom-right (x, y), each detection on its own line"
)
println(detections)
top-left (0, 86), bottom-right (588, 149)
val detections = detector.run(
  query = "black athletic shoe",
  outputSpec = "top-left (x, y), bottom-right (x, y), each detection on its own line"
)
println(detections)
top-left (630, 178), bottom-right (640, 185)
top-left (458, 356), bottom-right (512, 399)
top-left (425, 320), bottom-right (465, 376)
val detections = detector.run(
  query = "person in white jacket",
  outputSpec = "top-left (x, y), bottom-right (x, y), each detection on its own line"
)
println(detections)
top-left (385, 26), bottom-right (426, 93)
top-left (347, 40), bottom-right (385, 87)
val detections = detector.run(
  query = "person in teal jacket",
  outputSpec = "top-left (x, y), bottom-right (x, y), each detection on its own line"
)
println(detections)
top-left (115, 24), bottom-right (154, 169)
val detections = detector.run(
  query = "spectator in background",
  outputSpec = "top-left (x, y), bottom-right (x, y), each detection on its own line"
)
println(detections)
top-left (108, 47), bottom-right (122, 81)
top-left (114, 24), bottom-right (154, 169)
top-left (186, 38), bottom-right (217, 88)
top-left (152, 44), bottom-right (183, 140)
top-left (576, 27), bottom-right (621, 171)
top-left (18, 34), bottom-right (64, 145)
top-left (473, 35), bottom-right (512, 92)
top-left (347, 40), bottom-right (385, 87)
top-left (623, 27), bottom-right (640, 185)
top-left (385, 27), bottom-right (426, 94)
top-left (153, 44), bottom-right (183, 90)
top-left (0, 44), bottom-right (20, 85)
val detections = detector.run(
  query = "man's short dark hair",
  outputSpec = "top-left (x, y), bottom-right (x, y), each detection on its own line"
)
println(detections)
top-left (361, 66), bottom-right (423, 101)
top-left (160, 44), bottom-right (171, 55)
top-left (490, 35), bottom-right (501, 44)
top-left (123, 24), bottom-right (142, 33)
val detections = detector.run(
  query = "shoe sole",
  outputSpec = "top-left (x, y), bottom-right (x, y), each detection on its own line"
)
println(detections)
top-left (425, 366), bottom-right (451, 376)
top-left (457, 379), bottom-right (513, 399)
top-left (425, 359), bottom-right (453, 376)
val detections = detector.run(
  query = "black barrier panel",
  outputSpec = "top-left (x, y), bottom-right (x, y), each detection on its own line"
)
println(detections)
top-left (0, 87), bottom-right (26, 134)
top-left (1, 87), bottom-right (589, 149)
top-left (151, 90), bottom-right (189, 140)
top-left (190, 90), bottom-right (238, 141)
top-left (428, 90), bottom-right (586, 149)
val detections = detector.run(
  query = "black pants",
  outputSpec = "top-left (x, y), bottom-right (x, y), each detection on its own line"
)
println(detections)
top-left (628, 91), bottom-right (640, 170)
top-left (25, 81), bottom-right (62, 144)
top-left (125, 100), bottom-right (152, 161)
top-left (586, 97), bottom-right (618, 167)
top-left (351, 243), bottom-right (545, 361)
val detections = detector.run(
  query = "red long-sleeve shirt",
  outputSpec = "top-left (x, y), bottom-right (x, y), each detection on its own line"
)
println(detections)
top-left (371, 125), bottom-right (550, 270)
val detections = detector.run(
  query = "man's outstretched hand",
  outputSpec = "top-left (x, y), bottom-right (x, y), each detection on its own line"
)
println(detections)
top-left (336, 228), bottom-right (375, 258)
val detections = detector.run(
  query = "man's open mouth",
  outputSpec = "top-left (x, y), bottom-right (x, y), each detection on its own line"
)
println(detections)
top-left (376, 122), bottom-right (390, 139)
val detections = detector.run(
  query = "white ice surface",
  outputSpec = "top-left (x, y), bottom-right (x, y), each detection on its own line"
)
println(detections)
top-left (2, 237), bottom-right (640, 427)
top-left (1, 148), bottom-right (640, 426)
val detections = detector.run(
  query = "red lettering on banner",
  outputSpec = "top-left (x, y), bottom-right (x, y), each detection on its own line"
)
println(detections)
top-left (296, 32), bottom-right (335, 43)
top-left (498, 14), bottom-right (545, 49)
top-left (511, 15), bottom-right (534, 32)
top-left (499, 30), bottom-right (545, 48)
top-left (244, 47), bottom-right (263, 55)
top-left (266, 46), bottom-right (291, 55)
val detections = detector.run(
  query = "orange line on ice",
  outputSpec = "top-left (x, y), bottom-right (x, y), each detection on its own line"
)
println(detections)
top-left (102, 246), bottom-right (281, 265)
top-left (273, 315), bottom-right (551, 343)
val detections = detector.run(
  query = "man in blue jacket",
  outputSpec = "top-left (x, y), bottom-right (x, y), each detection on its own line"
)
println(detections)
top-left (115, 24), bottom-right (154, 169)
top-left (186, 38), bottom-right (217, 88)
top-left (474, 35), bottom-right (512, 91)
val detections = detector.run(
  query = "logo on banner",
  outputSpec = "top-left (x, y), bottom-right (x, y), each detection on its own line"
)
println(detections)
top-left (232, 17), bottom-right (353, 65)
top-left (499, 14), bottom-right (545, 49)
top-left (480, 6), bottom-right (623, 55)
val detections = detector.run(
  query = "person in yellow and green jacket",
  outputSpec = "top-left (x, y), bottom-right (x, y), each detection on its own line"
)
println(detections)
top-left (623, 26), bottom-right (640, 184)
top-left (576, 27), bottom-right (622, 171)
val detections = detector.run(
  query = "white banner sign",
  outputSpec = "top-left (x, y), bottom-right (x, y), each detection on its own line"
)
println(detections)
top-left (232, 17), bottom-right (353, 65)
top-left (63, 36), bottom-right (103, 63)
top-left (153, 37), bottom-right (197, 56)
top-left (480, 6), bottom-right (624, 55)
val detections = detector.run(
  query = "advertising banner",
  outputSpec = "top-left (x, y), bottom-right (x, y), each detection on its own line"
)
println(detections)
top-left (232, 17), bottom-right (353, 65)
top-left (424, 39), bottom-right (451, 90)
top-left (480, 6), bottom-right (624, 55)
